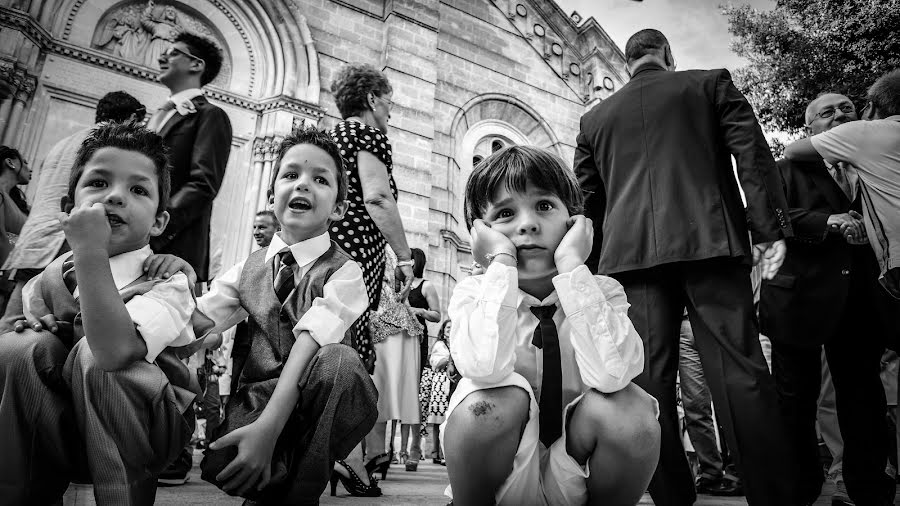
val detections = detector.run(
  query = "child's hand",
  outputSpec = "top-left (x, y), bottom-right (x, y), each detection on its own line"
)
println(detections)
top-left (209, 421), bottom-right (277, 496)
top-left (554, 215), bottom-right (594, 274)
top-left (142, 254), bottom-right (198, 285)
top-left (13, 313), bottom-right (61, 334)
top-left (58, 202), bottom-right (110, 252)
top-left (470, 219), bottom-right (516, 268)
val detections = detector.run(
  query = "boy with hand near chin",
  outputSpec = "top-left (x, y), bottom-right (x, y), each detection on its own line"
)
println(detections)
top-left (0, 122), bottom-right (200, 506)
top-left (442, 146), bottom-right (660, 506)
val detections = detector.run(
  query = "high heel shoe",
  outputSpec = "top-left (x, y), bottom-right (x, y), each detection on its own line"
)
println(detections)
top-left (398, 451), bottom-right (409, 464)
top-left (364, 452), bottom-right (391, 481)
top-left (330, 460), bottom-right (382, 497)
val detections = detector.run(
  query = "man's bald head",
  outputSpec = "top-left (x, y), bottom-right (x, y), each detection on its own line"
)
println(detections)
top-left (805, 93), bottom-right (857, 135)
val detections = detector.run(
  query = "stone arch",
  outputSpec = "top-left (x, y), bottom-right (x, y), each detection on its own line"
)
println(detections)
top-left (49, 0), bottom-right (319, 101)
top-left (448, 93), bottom-right (563, 237)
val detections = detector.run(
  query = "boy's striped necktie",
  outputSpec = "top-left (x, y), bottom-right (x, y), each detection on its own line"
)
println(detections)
top-left (62, 260), bottom-right (77, 294)
top-left (273, 249), bottom-right (296, 303)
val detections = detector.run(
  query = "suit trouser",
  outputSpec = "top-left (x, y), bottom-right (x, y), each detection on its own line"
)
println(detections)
top-left (817, 351), bottom-right (844, 480)
top-left (678, 317), bottom-right (725, 480)
top-left (613, 257), bottom-right (795, 506)
top-left (0, 331), bottom-right (191, 506)
top-left (771, 303), bottom-right (892, 505)
top-left (201, 344), bottom-right (378, 505)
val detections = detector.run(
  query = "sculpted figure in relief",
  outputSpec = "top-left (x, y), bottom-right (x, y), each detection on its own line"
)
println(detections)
top-left (141, 1), bottom-right (184, 67)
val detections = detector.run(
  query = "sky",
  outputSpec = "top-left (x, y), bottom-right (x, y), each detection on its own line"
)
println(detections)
top-left (554, 0), bottom-right (774, 71)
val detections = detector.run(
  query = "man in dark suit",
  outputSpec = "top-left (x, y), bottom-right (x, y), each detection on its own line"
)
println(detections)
top-left (574, 29), bottom-right (796, 506)
top-left (760, 93), bottom-right (896, 506)
top-left (147, 32), bottom-right (232, 283)
top-left (147, 31), bottom-right (232, 486)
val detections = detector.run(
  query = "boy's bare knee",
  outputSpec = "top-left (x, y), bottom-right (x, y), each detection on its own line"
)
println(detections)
top-left (450, 386), bottom-right (529, 439)
top-left (578, 385), bottom-right (660, 459)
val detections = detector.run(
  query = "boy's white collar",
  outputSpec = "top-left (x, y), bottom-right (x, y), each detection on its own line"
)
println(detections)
top-left (72, 245), bottom-right (152, 298)
top-left (265, 231), bottom-right (331, 267)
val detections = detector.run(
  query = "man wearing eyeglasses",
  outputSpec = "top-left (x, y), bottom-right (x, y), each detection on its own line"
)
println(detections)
top-left (147, 31), bottom-right (232, 487)
top-left (146, 32), bottom-right (232, 287)
top-left (764, 91), bottom-right (898, 506)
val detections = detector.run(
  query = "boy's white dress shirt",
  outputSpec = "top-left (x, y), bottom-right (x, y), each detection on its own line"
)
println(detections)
top-left (22, 245), bottom-right (196, 363)
top-left (198, 231), bottom-right (367, 348)
top-left (443, 262), bottom-right (651, 505)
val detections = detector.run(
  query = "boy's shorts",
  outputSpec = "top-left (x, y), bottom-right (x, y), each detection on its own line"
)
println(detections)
top-left (440, 372), bottom-right (592, 505)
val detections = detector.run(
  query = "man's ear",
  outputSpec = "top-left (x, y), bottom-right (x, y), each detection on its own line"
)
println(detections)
top-left (330, 199), bottom-right (349, 222)
top-left (664, 45), bottom-right (675, 70)
top-left (60, 195), bottom-right (74, 213)
top-left (149, 210), bottom-right (171, 237)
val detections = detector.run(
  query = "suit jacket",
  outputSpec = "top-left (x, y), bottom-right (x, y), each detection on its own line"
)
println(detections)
top-left (574, 64), bottom-right (792, 274)
top-left (759, 158), bottom-right (895, 347)
top-left (150, 95), bottom-right (232, 281)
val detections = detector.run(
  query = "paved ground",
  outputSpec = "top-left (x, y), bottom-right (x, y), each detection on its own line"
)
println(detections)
top-left (62, 450), bottom-right (900, 505)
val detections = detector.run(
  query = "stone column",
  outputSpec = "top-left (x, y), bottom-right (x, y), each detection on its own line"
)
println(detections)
top-left (0, 65), bottom-right (34, 146)
top-left (380, 0), bottom-right (439, 247)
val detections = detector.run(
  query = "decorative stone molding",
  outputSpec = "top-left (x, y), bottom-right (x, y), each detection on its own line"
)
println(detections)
top-left (440, 229), bottom-right (471, 254)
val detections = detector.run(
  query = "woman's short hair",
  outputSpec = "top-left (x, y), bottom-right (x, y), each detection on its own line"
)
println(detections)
top-left (463, 145), bottom-right (584, 229)
top-left (411, 247), bottom-right (426, 278)
top-left (0, 146), bottom-right (22, 169)
top-left (330, 64), bottom-right (393, 119)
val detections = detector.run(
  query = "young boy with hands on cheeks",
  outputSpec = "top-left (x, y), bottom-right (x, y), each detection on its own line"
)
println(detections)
top-left (189, 127), bottom-right (378, 504)
top-left (442, 146), bottom-right (660, 506)
top-left (0, 122), bottom-right (201, 506)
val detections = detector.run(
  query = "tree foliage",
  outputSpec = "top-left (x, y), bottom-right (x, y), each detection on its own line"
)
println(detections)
top-left (724, 0), bottom-right (900, 135)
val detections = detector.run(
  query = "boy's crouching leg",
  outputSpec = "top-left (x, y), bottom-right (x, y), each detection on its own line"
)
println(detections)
top-left (65, 339), bottom-right (191, 506)
top-left (0, 330), bottom-right (78, 506)
top-left (444, 386), bottom-right (530, 506)
top-left (566, 383), bottom-right (660, 506)
top-left (284, 344), bottom-right (378, 502)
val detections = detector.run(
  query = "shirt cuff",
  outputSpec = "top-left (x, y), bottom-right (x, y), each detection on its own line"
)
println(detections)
top-left (127, 295), bottom-right (184, 363)
top-left (481, 261), bottom-right (519, 308)
top-left (552, 264), bottom-right (605, 308)
top-left (294, 305), bottom-right (345, 347)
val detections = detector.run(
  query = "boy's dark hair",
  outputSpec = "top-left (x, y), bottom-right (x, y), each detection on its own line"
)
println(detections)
top-left (68, 122), bottom-right (171, 214)
top-left (868, 69), bottom-right (900, 117)
top-left (269, 126), bottom-right (348, 203)
top-left (411, 247), bottom-right (426, 278)
top-left (625, 29), bottom-right (669, 64)
top-left (175, 32), bottom-right (223, 86)
top-left (464, 145), bottom-right (584, 229)
top-left (96, 91), bottom-right (145, 123)
top-left (330, 63), bottom-right (393, 119)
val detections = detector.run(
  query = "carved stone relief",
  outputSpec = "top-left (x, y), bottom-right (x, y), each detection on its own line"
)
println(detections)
top-left (90, 0), bottom-right (231, 87)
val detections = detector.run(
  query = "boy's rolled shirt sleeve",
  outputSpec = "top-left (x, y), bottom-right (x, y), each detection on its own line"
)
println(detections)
top-left (810, 122), bottom-right (865, 166)
top-left (196, 261), bottom-right (249, 334)
top-left (553, 264), bottom-right (644, 393)
top-left (448, 262), bottom-right (519, 384)
top-left (126, 272), bottom-right (196, 363)
top-left (294, 261), bottom-right (367, 346)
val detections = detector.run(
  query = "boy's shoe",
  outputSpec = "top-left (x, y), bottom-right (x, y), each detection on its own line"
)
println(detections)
top-left (695, 475), bottom-right (743, 496)
top-left (158, 447), bottom-right (192, 486)
top-left (832, 480), bottom-right (854, 506)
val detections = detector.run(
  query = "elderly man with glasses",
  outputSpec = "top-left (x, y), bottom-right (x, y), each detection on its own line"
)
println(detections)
top-left (761, 91), bottom-right (898, 506)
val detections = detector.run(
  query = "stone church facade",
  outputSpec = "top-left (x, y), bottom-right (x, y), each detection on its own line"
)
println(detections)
top-left (0, 0), bottom-right (626, 318)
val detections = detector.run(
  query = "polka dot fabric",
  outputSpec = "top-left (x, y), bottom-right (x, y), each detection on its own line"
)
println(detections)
top-left (329, 120), bottom-right (397, 369)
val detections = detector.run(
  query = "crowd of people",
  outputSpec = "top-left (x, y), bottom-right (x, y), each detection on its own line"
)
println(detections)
top-left (0, 24), bottom-right (897, 506)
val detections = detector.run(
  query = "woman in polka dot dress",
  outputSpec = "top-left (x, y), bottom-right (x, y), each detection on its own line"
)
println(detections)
top-left (329, 63), bottom-right (414, 491)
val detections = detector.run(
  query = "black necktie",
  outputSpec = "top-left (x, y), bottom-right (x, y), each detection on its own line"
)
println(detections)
top-left (62, 259), bottom-right (77, 294)
top-left (531, 304), bottom-right (562, 447)
top-left (273, 249), bottom-right (296, 303)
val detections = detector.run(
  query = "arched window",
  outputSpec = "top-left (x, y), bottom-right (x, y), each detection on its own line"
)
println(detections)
top-left (473, 155), bottom-right (483, 167)
top-left (491, 139), bottom-right (504, 153)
